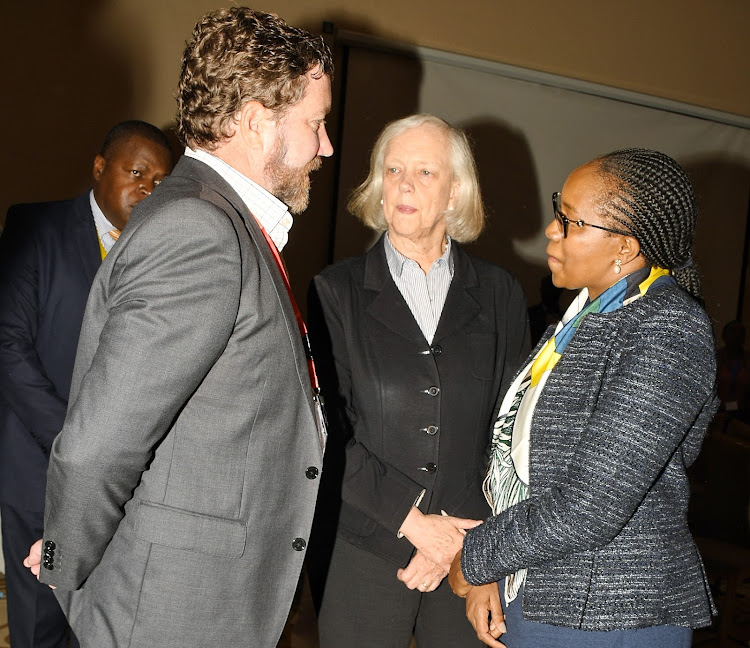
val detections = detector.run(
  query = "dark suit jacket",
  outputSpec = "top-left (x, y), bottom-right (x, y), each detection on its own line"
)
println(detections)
top-left (40, 157), bottom-right (323, 648)
top-left (308, 235), bottom-right (529, 567)
top-left (0, 193), bottom-right (100, 512)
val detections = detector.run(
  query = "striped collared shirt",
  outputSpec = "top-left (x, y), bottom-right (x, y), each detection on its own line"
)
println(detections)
top-left (185, 147), bottom-right (293, 251)
top-left (89, 191), bottom-right (119, 253)
top-left (384, 233), bottom-right (454, 344)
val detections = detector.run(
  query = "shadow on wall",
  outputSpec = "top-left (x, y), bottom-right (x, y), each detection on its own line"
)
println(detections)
top-left (1, 1), bottom-right (136, 227)
top-left (682, 156), bottom-right (750, 335)
top-left (461, 118), bottom-right (550, 303)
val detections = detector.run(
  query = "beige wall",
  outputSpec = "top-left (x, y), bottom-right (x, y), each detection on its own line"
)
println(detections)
top-left (2, 1), bottom-right (748, 216)
top-left (2, 0), bottom-right (748, 308)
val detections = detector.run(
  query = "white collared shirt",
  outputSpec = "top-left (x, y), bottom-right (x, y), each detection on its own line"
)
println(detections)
top-left (185, 147), bottom-right (293, 251)
top-left (384, 233), bottom-right (454, 344)
top-left (89, 191), bottom-right (119, 253)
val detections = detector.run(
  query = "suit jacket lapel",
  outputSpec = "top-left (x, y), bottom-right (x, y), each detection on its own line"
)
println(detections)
top-left (71, 192), bottom-right (101, 284)
top-left (363, 235), bottom-right (482, 345)
top-left (363, 235), bottom-right (427, 345)
top-left (172, 157), bottom-right (315, 415)
top-left (433, 244), bottom-right (481, 342)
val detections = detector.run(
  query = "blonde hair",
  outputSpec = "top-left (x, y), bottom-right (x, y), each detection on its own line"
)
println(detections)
top-left (347, 114), bottom-right (486, 243)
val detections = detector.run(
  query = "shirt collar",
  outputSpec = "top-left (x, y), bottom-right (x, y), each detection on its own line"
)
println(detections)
top-left (89, 190), bottom-right (116, 238)
top-left (185, 147), bottom-right (293, 251)
top-left (384, 232), bottom-right (453, 278)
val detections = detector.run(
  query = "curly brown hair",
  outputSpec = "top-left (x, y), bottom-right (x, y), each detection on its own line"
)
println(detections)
top-left (177, 7), bottom-right (333, 150)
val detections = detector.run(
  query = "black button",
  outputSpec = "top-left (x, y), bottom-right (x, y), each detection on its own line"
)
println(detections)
top-left (43, 549), bottom-right (54, 558)
top-left (419, 462), bottom-right (437, 474)
top-left (420, 425), bottom-right (438, 435)
top-left (44, 540), bottom-right (56, 550)
top-left (305, 466), bottom-right (319, 480)
top-left (43, 560), bottom-right (53, 570)
top-left (426, 386), bottom-right (440, 397)
top-left (431, 345), bottom-right (442, 356)
top-left (292, 538), bottom-right (307, 551)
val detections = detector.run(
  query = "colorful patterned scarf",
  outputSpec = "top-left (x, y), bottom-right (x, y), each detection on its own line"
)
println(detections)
top-left (483, 266), bottom-right (672, 602)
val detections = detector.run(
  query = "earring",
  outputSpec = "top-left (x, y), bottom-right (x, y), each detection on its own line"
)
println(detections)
top-left (614, 259), bottom-right (622, 274)
top-left (380, 198), bottom-right (384, 205)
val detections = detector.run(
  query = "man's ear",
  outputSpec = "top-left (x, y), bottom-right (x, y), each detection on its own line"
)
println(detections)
top-left (237, 101), bottom-right (276, 154)
top-left (93, 154), bottom-right (106, 182)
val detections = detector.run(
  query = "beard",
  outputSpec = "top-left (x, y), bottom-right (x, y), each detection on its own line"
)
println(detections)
top-left (264, 134), bottom-right (322, 214)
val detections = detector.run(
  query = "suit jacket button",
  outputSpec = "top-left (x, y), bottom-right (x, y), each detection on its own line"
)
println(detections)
top-left (426, 386), bottom-right (440, 397)
top-left (419, 462), bottom-right (437, 474)
top-left (305, 466), bottom-right (319, 479)
top-left (292, 538), bottom-right (307, 551)
top-left (421, 425), bottom-right (439, 435)
top-left (431, 345), bottom-right (442, 356)
top-left (44, 540), bottom-right (56, 550)
top-left (42, 560), bottom-right (54, 570)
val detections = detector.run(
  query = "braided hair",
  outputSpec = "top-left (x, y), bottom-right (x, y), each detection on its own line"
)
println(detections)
top-left (593, 148), bottom-right (702, 301)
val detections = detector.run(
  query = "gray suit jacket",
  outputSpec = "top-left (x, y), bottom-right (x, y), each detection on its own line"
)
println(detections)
top-left (462, 281), bottom-right (718, 631)
top-left (40, 156), bottom-right (323, 647)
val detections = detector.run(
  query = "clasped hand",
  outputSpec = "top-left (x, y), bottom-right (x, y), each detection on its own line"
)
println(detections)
top-left (396, 508), bottom-right (480, 592)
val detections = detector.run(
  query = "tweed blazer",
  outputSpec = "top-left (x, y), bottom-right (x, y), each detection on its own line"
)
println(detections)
top-left (461, 281), bottom-right (719, 631)
top-left (40, 157), bottom-right (323, 648)
top-left (308, 235), bottom-right (529, 566)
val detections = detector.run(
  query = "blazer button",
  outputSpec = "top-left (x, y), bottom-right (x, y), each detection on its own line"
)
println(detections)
top-left (431, 345), bottom-right (442, 356)
top-left (292, 538), bottom-right (307, 551)
top-left (305, 466), bottom-right (319, 479)
top-left (425, 386), bottom-right (440, 397)
top-left (420, 425), bottom-right (439, 435)
top-left (44, 540), bottom-right (56, 550)
top-left (418, 462), bottom-right (437, 474)
top-left (43, 559), bottom-right (54, 570)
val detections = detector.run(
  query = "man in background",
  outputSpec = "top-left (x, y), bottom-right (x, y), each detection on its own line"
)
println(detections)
top-left (0, 120), bottom-right (172, 648)
top-left (25, 8), bottom-right (333, 647)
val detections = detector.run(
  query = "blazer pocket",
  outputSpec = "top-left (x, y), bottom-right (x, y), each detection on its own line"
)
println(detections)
top-left (467, 332), bottom-right (499, 381)
top-left (134, 500), bottom-right (246, 558)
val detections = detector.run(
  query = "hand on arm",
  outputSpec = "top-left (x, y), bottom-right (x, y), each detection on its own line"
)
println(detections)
top-left (397, 550), bottom-right (447, 591)
top-left (398, 506), bottom-right (480, 572)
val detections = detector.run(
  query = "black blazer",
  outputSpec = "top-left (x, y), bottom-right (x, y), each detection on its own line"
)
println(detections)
top-left (0, 192), bottom-right (100, 511)
top-left (309, 234), bottom-right (529, 566)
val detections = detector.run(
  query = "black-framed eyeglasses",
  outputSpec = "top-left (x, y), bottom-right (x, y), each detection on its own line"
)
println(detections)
top-left (552, 192), bottom-right (633, 238)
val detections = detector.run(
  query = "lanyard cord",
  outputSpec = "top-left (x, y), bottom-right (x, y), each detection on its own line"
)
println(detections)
top-left (256, 224), bottom-right (320, 392)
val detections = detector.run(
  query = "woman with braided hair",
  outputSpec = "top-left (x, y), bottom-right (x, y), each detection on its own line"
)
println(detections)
top-left (449, 149), bottom-right (718, 647)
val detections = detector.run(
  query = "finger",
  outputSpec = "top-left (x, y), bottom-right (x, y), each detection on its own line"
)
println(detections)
top-left (466, 606), bottom-right (505, 648)
top-left (477, 631), bottom-right (506, 648)
top-left (449, 517), bottom-right (483, 530)
top-left (488, 590), bottom-right (506, 636)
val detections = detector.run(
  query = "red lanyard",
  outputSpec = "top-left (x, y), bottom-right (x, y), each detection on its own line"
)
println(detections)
top-left (256, 223), bottom-right (320, 392)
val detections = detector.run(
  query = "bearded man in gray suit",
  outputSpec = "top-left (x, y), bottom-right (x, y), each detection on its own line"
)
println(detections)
top-left (24, 7), bottom-right (333, 647)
